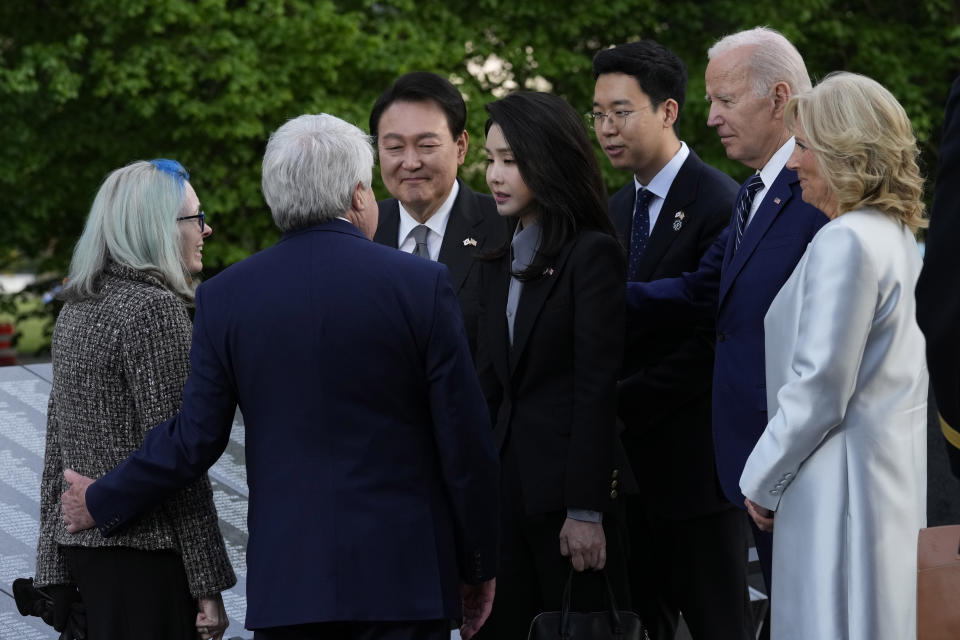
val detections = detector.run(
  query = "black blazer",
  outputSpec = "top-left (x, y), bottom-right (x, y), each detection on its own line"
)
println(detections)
top-left (611, 148), bottom-right (738, 518)
top-left (476, 228), bottom-right (627, 516)
top-left (374, 179), bottom-right (505, 356)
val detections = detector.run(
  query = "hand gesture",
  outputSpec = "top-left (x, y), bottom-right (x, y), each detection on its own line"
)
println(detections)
top-left (460, 578), bottom-right (495, 640)
top-left (61, 470), bottom-right (96, 533)
top-left (559, 517), bottom-right (606, 571)
top-left (745, 498), bottom-right (775, 532)
top-left (196, 593), bottom-right (228, 640)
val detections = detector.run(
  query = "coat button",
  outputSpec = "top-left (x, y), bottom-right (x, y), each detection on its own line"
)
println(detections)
top-left (611, 469), bottom-right (619, 478)
top-left (610, 489), bottom-right (618, 499)
top-left (717, 332), bottom-right (727, 342)
top-left (611, 479), bottom-right (619, 489)
top-left (769, 489), bottom-right (779, 495)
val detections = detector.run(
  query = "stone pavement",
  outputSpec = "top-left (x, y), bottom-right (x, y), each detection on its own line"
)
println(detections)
top-left (0, 363), bottom-right (251, 639)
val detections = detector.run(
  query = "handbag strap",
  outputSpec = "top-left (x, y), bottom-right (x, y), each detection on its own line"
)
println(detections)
top-left (559, 566), bottom-right (626, 637)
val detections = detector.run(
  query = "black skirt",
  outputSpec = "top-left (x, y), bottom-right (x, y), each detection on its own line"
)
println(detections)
top-left (64, 546), bottom-right (197, 640)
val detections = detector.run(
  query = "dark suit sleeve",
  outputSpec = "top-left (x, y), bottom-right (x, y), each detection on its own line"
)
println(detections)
top-left (916, 75), bottom-right (960, 477)
top-left (425, 268), bottom-right (500, 583)
top-left (623, 194), bottom-right (732, 388)
top-left (87, 284), bottom-right (238, 535)
top-left (474, 261), bottom-right (503, 428)
top-left (565, 234), bottom-right (625, 510)
top-left (625, 225), bottom-right (729, 329)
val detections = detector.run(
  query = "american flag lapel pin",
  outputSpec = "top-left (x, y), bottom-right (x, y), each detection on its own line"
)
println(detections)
top-left (773, 197), bottom-right (782, 205)
top-left (463, 237), bottom-right (478, 247)
top-left (543, 267), bottom-right (555, 276)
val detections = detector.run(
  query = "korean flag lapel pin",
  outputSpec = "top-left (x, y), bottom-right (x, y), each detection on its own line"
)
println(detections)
top-left (543, 267), bottom-right (555, 277)
top-left (672, 210), bottom-right (685, 232)
top-left (463, 237), bottom-right (478, 247)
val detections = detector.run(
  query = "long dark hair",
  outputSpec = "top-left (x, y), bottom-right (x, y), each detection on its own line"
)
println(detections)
top-left (483, 91), bottom-right (616, 281)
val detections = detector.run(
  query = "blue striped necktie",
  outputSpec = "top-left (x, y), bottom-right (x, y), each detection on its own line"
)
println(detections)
top-left (735, 174), bottom-right (764, 252)
top-left (628, 187), bottom-right (655, 281)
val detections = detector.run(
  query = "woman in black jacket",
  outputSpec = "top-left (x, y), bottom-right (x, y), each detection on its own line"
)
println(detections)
top-left (475, 91), bottom-right (630, 636)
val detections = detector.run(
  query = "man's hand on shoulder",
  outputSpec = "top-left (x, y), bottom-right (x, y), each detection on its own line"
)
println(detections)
top-left (61, 470), bottom-right (96, 533)
top-left (460, 578), bottom-right (495, 640)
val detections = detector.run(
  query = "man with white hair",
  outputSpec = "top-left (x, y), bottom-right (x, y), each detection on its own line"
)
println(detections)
top-left (59, 113), bottom-right (500, 640)
top-left (625, 27), bottom-right (828, 591)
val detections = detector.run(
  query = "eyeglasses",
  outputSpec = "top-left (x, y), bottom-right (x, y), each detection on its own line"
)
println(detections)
top-left (586, 104), bottom-right (654, 129)
top-left (177, 211), bottom-right (205, 231)
top-left (586, 110), bottom-right (636, 129)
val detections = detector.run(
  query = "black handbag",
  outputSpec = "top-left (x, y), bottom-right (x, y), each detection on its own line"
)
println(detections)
top-left (527, 568), bottom-right (648, 640)
top-left (12, 577), bottom-right (87, 640)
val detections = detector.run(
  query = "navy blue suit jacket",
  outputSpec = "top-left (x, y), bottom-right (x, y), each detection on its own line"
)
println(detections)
top-left (86, 220), bottom-right (500, 629)
top-left (626, 166), bottom-right (827, 506)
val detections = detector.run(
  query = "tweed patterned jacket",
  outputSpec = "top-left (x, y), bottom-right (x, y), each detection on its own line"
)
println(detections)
top-left (35, 262), bottom-right (236, 598)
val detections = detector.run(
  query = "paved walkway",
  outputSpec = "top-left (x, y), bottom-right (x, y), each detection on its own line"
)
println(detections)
top-left (0, 363), bottom-right (250, 639)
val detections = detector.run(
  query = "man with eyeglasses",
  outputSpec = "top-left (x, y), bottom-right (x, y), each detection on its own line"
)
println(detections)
top-left (591, 40), bottom-right (752, 640)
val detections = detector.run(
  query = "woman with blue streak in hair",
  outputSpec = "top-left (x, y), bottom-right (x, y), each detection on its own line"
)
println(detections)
top-left (34, 160), bottom-right (236, 639)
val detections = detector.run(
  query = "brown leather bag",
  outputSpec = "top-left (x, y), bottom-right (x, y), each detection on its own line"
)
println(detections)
top-left (918, 525), bottom-right (960, 639)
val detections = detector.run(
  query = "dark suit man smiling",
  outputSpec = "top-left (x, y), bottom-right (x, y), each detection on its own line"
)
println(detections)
top-left (370, 72), bottom-right (505, 357)
top-left (591, 40), bottom-right (753, 640)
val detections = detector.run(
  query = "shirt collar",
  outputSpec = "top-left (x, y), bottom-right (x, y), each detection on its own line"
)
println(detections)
top-left (510, 220), bottom-right (541, 273)
top-left (759, 137), bottom-right (795, 189)
top-left (633, 141), bottom-right (689, 200)
top-left (398, 179), bottom-right (460, 244)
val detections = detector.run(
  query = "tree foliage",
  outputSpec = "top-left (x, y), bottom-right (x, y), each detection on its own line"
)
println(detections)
top-left (1, 0), bottom-right (958, 277)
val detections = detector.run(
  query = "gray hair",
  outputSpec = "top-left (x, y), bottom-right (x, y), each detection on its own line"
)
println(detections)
top-left (261, 114), bottom-right (374, 232)
top-left (62, 160), bottom-right (194, 301)
top-left (708, 27), bottom-right (812, 97)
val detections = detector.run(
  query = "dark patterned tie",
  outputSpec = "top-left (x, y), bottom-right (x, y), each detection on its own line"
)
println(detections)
top-left (627, 188), bottom-right (655, 281)
top-left (735, 174), bottom-right (764, 252)
top-left (410, 224), bottom-right (430, 259)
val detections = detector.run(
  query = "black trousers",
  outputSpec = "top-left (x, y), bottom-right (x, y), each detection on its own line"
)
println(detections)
top-left (475, 443), bottom-right (631, 639)
top-left (625, 499), bottom-right (754, 640)
top-left (64, 546), bottom-right (197, 640)
top-left (252, 620), bottom-right (450, 640)
top-left (749, 517), bottom-right (774, 640)
top-left (748, 517), bottom-right (773, 592)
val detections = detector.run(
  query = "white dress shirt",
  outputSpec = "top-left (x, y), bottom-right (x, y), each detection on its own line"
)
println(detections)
top-left (632, 141), bottom-right (690, 234)
top-left (397, 181), bottom-right (460, 260)
top-left (745, 138), bottom-right (795, 229)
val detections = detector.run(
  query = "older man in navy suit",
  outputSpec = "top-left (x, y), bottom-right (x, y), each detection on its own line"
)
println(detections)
top-left (60, 114), bottom-right (500, 640)
top-left (625, 27), bottom-right (828, 594)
